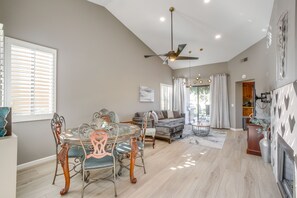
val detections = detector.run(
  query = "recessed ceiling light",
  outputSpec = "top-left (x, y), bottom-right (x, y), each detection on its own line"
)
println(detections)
top-left (215, 34), bottom-right (221, 40)
top-left (262, 28), bottom-right (267, 32)
top-left (160, 17), bottom-right (166, 22)
top-left (204, 0), bottom-right (211, 3)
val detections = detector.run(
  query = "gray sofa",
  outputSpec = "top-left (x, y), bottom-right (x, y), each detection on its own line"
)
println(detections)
top-left (132, 110), bottom-right (185, 143)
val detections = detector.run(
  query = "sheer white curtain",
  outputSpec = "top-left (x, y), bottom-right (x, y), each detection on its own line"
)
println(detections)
top-left (210, 74), bottom-right (230, 128)
top-left (173, 78), bottom-right (186, 114)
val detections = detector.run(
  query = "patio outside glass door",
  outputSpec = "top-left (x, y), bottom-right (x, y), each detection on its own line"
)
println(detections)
top-left (188, 85), bottom-right (210, 125)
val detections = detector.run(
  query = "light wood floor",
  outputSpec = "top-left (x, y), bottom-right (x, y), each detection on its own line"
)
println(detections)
top-left (17, 130), bottom-right (281, 198)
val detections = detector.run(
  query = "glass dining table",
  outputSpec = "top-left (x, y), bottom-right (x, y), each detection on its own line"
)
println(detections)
top-left (58, 123), bottom-right (141, 195)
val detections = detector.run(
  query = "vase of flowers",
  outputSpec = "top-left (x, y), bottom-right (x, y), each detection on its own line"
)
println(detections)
top-left (249, 117), bottom-right (271, 163)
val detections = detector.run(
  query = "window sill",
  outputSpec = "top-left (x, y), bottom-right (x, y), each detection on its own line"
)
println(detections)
top-left (12, 114), bottom-right (54, 123)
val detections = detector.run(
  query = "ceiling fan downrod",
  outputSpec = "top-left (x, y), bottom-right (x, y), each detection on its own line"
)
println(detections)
top-left (143, 6), bottom-right (198, 63)
top-left (170, 7), bottom-right (174, 51)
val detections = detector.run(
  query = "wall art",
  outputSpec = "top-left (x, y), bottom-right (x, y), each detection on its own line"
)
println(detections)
top-left (139, 86), bottom-right (154, 102)
top-left (276, 11), bottom-right (288, 81)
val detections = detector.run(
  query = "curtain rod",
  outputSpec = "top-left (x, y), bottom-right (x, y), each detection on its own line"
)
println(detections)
top-left (210, 73), bottom-right (229, 76)
top-left (173, 73), bottom-right (230, 79)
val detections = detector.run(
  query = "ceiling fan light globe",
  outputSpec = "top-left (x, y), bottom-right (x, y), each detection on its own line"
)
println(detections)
top-left (168, 51), bottom-right (177, 61)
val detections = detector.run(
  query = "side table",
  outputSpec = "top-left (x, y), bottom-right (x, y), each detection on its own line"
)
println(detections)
top-left (192, 124), bottom-right (210, 136)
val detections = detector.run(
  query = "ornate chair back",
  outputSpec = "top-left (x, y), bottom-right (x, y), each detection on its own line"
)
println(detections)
top-left (78, 120), bottom-right (119, 161)
top-left (87, 130), bottom-right (110, 159)
top-left (51, 113), bottom-right (66, 146)
top-left (92, 108), bottom-right (119, 124)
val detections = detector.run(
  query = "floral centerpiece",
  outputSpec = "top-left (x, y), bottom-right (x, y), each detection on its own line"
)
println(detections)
top-left (249, 117), bottom-right (271, 134)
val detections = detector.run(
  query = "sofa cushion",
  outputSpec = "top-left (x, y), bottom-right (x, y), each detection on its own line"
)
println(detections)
top-left (162, 110), bottom-right (168, 118)
top-left (173, 111), bottom-right (181, 118)
top-left (167, 110), bottom-right (174, 118)
top-left (157, 118), bottom-right (185, 126)
top-left (155, 111), bottom-right (164, 119)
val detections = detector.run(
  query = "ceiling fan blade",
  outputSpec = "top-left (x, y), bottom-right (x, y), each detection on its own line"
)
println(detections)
top-left (145, 7), bottom-right (196, 63)
top-left (163, 57), bottom-right (169, 65)
top-left (175, 56), bottom-right (199, 60)
top-left (144, 53), bottom-right (168, 58)
top-left (176, 44), bottom-right (186, 56)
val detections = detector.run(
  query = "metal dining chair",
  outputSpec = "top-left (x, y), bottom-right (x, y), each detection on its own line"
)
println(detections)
top-left (92, 108), bottom-right (120, 124)
top-left (143, 111), bottom-right (156, 148)
top-left (116, 112), bottom-right (150, 176)
top-left (51, 113), bottom-right (84, 184)
top-left (78, 121), bottom-right (119, 198)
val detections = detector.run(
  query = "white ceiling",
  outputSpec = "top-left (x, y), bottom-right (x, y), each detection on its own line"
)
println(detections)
top-left (89, 0), bottom-right (274, 69)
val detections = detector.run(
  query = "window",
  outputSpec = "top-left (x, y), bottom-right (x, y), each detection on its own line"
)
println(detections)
top-left (0, 24), bottom-right (4, 106)
top-left (4, 37), bottom-right (56, 122)
top-left (160, 83), bottom-right (172, 110)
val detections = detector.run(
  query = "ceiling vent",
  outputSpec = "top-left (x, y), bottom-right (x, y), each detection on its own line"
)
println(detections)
top-left (240, 57), bottom-right (248, 63)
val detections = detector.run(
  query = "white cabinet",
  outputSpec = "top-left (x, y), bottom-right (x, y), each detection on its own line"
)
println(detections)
top-left (0, 134), bottom-right (18, 198)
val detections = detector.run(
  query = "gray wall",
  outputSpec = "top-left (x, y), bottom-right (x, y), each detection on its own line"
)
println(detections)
top-left (174, 62), bottom-right (228, 78)
top-left (0, 0), bottom-right (172, 164)
top-left (269, 0), bottom-right (296, 88)
top-left (228, 0), bottom-right (297, 129)
top-left (228, 39), bottom-right (272, 129)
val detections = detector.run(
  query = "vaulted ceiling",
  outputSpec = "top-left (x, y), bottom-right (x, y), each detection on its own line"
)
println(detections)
top-left (89, 0), bottom-right (274, 69)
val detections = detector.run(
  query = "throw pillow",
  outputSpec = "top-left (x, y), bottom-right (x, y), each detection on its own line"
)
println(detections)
top-left (173, 111), bottom-right (181, 118)
top-left (151, 111), bottom-right (158, 124)
top-left (155, 111), bottom-right (164, 119)
top-left (162, 111), bottom-right (168, 118)
top-left (167, 110), bottom-right (174, 119)
top-left (0, 107), bottom-right (10, 137)
top-left (0, 128), bottom-right (6, 137)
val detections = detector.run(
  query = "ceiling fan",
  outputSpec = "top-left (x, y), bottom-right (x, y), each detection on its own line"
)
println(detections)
top-left (144, 7), bottom-right (199, 64)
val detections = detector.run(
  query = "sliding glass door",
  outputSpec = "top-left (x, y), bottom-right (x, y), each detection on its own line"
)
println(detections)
top-left (188, 86), bottom-right (210, 124)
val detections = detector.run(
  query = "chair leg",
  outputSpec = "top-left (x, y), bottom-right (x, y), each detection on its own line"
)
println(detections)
top-left (81, 169), bottom-right (85, 198)
top-left (152, 137), bottom-right (155, 149)
top-left (113, 166), bottom-right (117, 197)
top-left (52, 155), bottom-right (59, 185)
top-left (141, 151), bottom-right (146, 174)
top-left (117, 154), bottom-right (124, 176)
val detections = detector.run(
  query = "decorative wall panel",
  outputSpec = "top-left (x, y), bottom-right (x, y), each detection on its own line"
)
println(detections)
top-left (271, 80), bottom-right (297, 184)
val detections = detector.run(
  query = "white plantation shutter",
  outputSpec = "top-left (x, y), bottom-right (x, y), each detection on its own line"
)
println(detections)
top-left (4, 37), bottom-right (56, 122)
top-left (0, 24), bottom-right (4, 106)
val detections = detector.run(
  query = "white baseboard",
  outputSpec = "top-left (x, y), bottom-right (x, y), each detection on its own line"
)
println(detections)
top-left (230, 128), bottom-right (244, 131)
top-left (17, 155), bottom-right (55, 171)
